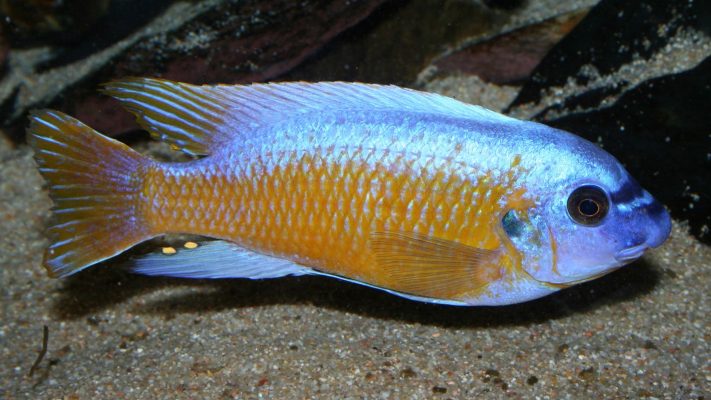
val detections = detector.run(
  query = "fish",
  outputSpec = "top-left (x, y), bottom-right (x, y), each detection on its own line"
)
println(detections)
top-left (27, 78), bottom-right (671, 306)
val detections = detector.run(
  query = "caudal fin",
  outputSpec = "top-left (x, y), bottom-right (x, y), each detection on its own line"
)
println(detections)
top-left (27, 110), bottom-right (155, 277)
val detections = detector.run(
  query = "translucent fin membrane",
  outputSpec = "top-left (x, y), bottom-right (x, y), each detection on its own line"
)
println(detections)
top-left (130, 240), bottom-right (312, 279)
top-left (103, 78), bottom-right (519, 156)
top-left (102, 78), bottom-right (228, 156)
top-left (369, 231), bottom-right (501, 299)
top-left (27, 110), bottom-right (153, 277)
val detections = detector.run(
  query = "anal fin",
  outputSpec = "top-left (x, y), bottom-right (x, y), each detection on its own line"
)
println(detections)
top-left (130, 240), bottom-right (312, 279)
top-left (130, 239), bottom-right (475, 305)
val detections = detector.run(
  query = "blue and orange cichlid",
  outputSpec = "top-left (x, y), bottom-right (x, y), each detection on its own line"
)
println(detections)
top-left (28, 78), bottom-right (671, 306)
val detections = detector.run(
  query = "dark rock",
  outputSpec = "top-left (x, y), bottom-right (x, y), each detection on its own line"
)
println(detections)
top-left (482, 0), bottom-right (526, 11)
top-left (69, 0), bottom-right (389, 137)
top-left (545, 59), bottom-right (711, 243)
top-left (578, 366), bottom-right (595, 381)
top-left (433, 9), bottom-right (588, 85)
top-left (505, 0), bottom-right (711, 243)
top-left (400, 366), bottom-right (417, 378)
top-left (285, 0), bottom-right (502, 84)
top-left (0, 0), bottom-right (388, 136)
top-left (34, 0), bottom-right (175, 68)
top-left (643, 340), bottom-right (657, 350)
top-left (0, 0), bottom-right (111, 46)
top-left (431, 385), bottom-right (447, 394)
top-left (0, 33), bottom-right (7, 75)
top-left (510, 0), bottom-right (711, 107)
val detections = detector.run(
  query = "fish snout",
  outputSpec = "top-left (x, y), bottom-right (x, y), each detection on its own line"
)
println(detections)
top-left (614, 196), bottom-right (671, 263)
top-left (642, 198), bottom-right (672, 249)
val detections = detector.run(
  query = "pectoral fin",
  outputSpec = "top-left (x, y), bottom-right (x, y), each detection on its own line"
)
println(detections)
top-left (369, 231), bottom-right (501, 299)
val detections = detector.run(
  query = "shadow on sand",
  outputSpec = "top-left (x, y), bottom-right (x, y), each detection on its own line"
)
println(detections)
top-left (50, 253), bottom-right (663, 329)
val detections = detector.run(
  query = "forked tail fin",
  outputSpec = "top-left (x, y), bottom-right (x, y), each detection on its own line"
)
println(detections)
top-left (27, 110), bottom-right (155, 277)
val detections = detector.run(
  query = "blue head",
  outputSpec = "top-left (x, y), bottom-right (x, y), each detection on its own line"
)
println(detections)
top-left (506, 127), bottom-right (672, 285)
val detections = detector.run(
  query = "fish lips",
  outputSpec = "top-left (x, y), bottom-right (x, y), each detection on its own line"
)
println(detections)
top-left (614, 197), bottom-right (672, 264)
top-left (614, 243), bottom-right (650, 263)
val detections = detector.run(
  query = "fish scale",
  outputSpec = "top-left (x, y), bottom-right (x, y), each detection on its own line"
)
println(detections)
top-left (139, 145), bottom-right (524, 298)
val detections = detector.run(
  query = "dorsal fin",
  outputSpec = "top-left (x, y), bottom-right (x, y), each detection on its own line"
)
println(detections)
top-left (102, 78), bottom-right (518, 156)
top-left (102, 78), bottom-right (228, 156)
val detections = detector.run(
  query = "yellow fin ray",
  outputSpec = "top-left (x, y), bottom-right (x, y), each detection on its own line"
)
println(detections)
top-left (369, 231), bottom-right (501, 300)
top-left (27, 110), bottom-right (154, 277)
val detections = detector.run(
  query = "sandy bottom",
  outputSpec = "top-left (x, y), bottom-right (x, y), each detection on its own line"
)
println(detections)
top-left (0, 135), bottom-right (708, 399)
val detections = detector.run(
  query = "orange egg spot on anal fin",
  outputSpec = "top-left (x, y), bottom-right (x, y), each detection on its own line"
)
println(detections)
top-left (162, 247), bottom-right (177, 255)
top-left (369, 231), bottom-right (502, 300)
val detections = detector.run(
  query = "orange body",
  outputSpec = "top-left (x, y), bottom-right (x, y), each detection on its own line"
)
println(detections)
top-left (144, 150), bottom-right (530, 300)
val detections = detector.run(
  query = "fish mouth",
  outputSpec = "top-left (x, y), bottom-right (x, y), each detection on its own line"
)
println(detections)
top-left (533, 266), bottom-right (624, 289)
top-left (541, 244), bottom-right (649, 288)
top-left (615, 243), bottom-right (649, 262)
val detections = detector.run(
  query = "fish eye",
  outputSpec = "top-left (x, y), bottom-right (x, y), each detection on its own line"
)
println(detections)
top-left (567, 185), bottom-right (609, 226)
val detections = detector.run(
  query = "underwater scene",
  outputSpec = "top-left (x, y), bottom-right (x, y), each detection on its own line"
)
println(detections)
top-left (0, 0), bottom-right (709, 398)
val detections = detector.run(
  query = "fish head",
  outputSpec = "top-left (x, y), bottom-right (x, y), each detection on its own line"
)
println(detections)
top-left (504, 144), bottom-right (671, 286)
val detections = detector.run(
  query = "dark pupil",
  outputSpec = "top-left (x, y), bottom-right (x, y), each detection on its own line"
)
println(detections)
top-left (578, 199), bottom-right (599, 217)
top-left (567, 185), bottom-right (609, 226)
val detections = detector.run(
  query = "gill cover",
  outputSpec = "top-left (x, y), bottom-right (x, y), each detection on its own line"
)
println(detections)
top-left (501, 209), bottom-right (561, 285)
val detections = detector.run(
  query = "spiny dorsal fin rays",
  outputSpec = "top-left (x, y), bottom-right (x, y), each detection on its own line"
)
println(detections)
top-left (369, 231), bottom-right (502, 299)
top-left (102, 78), bottom-right (519, 156)
top-left (102, 78), bottom-right (229, 156)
